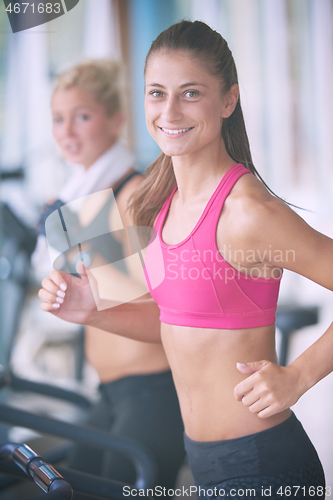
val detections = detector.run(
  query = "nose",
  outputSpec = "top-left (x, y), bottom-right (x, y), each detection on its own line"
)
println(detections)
top-left (63, 118), bottom-right (75, 137)
top-left (162, 95), bottom-right (182, 122)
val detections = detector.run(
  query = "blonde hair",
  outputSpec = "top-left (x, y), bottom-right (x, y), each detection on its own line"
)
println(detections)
top-left (53, 59), bottom-right (122, 117)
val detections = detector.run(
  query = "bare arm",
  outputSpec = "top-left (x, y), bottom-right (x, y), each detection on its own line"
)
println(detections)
top-left (39, 263), bottom-right (162, 343)
top-left (266, 203), bottom-right (333, 394)
top-left (39, 174), bottom-right (162, 344)
top-left (224, 177), bottom-right (333, 417)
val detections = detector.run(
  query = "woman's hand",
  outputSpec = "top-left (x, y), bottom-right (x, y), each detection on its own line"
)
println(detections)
top-left (39, 261), bottom-right (97, 325)
top-left (234, 360), bottom-right (304, 418)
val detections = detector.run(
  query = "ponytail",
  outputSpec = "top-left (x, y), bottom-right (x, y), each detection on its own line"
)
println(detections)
top-left (129, 153), bottom-right (176, 228)
top-left (222, 100), bottom-right (283, 199)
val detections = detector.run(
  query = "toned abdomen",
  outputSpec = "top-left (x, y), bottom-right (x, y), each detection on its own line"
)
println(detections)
top-left (161, 323), bottom-right (291, 441)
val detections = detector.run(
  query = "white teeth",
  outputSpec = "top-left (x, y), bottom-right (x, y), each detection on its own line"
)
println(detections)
top-left (67, 144), bottom-right (79, 152)
top-left (160, 127), bottom-right (192, 135)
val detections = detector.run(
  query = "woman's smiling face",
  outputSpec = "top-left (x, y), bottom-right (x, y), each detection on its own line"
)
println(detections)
top-left (144, 50), bottom-right (230, 159)
top-left (52, 86), bottom-right (123, 169)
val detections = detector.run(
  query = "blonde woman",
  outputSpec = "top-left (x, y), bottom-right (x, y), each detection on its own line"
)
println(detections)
top-left (36, 60), bottom-right (184, 490)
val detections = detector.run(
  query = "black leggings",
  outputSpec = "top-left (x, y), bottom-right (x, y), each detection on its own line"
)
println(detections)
top-left (184, 412), bottom-right (325, 499)
top-left (68, 370), bottom-right (185, 494)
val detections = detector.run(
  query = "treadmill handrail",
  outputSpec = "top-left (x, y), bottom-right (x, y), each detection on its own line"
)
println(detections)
top-left (9, 372), bottom-right (93, 410)
top-left (0, 403), bottom-right (156, 489)
top-left (0, 442), bottom-right (73, 499)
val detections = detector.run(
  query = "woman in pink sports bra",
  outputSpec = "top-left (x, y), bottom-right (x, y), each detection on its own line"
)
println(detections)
top-left (39, 21), bottom-right (332, 499)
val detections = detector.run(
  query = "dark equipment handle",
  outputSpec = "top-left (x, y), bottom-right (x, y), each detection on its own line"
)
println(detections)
top-left (0, 442), bottom-right (73, 499)
top-left (0, 403), bottom-right (156, 489)
top-left (8, 371), bottom-right (92, 409)
top-left (276, 306), bottom-right (319, 366)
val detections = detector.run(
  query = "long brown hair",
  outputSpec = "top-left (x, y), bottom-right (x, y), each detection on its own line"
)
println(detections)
top-left (129, 20), bottom-right (278, 228)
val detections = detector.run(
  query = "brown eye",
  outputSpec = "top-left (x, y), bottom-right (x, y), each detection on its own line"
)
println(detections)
top-left (184, 90), bottom-right (199, 98)
top-left (149, 90), bottom-right (164, 97)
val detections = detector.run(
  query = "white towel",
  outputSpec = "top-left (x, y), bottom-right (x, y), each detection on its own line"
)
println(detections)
top-left (59, 142), bottom-right (135, 203)
top-left (31, 142), bottom-right (136, 277)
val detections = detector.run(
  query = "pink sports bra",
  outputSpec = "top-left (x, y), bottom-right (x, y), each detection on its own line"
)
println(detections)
top-left (143, 163), bottom-right (282, 329)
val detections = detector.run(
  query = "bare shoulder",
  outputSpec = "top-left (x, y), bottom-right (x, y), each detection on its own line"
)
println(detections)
top-left (222, 172), bottom-right (293, 239)
top-left (115, 173), bottom-right (144, 216)
top-left (218, 171), bottom-right (309, 261)
top-left (111, 174), bottom-right (144, 225)
top-left (108, 173), bottom-right (144, 243)
top-left (220, 173), bottom-right (333, 289)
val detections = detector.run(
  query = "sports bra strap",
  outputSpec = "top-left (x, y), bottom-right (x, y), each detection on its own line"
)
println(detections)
top-left (154, 164), bottom-right (251, 233)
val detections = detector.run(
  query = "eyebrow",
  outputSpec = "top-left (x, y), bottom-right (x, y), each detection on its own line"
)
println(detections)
top-left (72, 105), bottom-right (93, 111)
top-left (147, 82), bottom-right (208, 88)
top-left (52, 105), bottom-right (93, 114)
